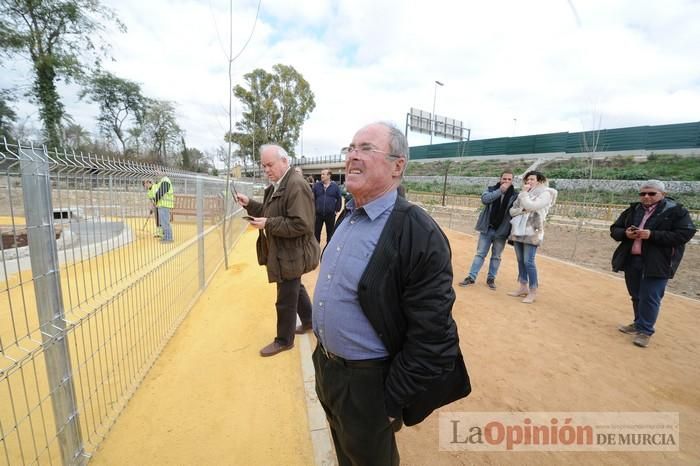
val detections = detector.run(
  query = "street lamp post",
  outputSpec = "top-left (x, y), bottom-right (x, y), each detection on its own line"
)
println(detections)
top-left (430, 80), bottom-right (444, 145)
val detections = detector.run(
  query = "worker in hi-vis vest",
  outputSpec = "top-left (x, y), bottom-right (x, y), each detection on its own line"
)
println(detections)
top-left (143, 179), bottom-right (162, 237)
top-left (154, 172), bottom-right (175, 243)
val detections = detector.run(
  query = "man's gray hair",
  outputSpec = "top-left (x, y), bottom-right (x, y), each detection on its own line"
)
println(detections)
top-left (375, 121), bottom-right (410, 162)
top-left (260, 144), bottom-right (291, 164)
top-left (640, 179), bottom-right (666, 192)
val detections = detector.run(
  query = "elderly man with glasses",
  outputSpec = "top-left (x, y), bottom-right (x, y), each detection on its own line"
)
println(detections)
top-left (313, 122), bottom-right (470, 465)
top-left (611, 179), bottom-right (696, 348)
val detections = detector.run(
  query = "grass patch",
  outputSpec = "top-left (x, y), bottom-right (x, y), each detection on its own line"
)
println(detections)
top-left (533, 154), bottom-right (700, 181)
top-left (406, 153), bottom-right (700, 180)
top-left (403, 182), bottom-right (700, 210)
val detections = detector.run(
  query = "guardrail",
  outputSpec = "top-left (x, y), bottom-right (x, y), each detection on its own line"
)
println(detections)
top-left (0, 141), bottom-right (251, 465)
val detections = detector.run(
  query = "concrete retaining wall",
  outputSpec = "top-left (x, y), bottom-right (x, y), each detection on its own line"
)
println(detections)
top-left (404, 176), bottom-right (700, 193)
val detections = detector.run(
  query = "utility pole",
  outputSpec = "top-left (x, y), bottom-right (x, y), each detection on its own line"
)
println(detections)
top-left (430, 80), bottom-right (444, 145)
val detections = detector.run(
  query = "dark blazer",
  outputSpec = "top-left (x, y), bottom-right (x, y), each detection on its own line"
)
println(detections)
top-left (610, 198), bottom-right (696, 278)
top-left (246, 170), bottom-right (320, 283)
top-left (347, 195), bottom-right (471, 426)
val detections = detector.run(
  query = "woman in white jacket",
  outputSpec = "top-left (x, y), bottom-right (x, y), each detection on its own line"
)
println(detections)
top-left (507, 170), bottom-right (558, 303)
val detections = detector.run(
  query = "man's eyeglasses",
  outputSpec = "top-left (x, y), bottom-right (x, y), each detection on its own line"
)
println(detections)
top-left (341, 145), bottom-right (401, 159)
top-left (639, 192), bottom-right (659, 197)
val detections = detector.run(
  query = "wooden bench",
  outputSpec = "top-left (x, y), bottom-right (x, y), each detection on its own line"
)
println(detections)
top-left (171, 194), bottom-right (224, 219)
top-left (1, 225), bottom-right (63, 249)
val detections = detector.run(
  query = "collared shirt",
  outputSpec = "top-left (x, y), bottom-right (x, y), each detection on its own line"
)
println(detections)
top-left (631, 202), bottom-right (659, 255)
top-left (273, 167), bottom-right (292, 192)
top-left (312, 189), bottom-right (397, 360)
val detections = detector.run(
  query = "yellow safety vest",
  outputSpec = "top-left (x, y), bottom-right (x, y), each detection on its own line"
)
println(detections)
top-left (156, 176), bottom-right (174, 208)
top-left (147, 183), bottom-right (158, 201)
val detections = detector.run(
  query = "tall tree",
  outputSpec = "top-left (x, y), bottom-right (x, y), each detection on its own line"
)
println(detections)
top-left (142, 99), bottom-right (182, 165)
top-left (80, 71), bottom-right (147, 154)
top-left (0, 89), bottom-right (18, 142)
top-left (63, 122), bottom-right (91, 149)
top-left (226, 64), bottom-right (315, 159)
top-left (0, 0), bottom-right (124, 148)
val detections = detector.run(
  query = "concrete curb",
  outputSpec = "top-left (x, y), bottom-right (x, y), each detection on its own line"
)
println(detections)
top-left (298, 332), bottom-right (337, 465)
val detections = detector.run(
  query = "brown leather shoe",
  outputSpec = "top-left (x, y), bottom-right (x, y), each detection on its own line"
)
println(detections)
top-left (260, 341), bottom-right (294, 357)
top-left (295, 322), bottom-right (313, 335)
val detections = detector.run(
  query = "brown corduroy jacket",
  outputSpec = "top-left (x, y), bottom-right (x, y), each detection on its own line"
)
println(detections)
top-left (245, 169), bottom-right (320, 283)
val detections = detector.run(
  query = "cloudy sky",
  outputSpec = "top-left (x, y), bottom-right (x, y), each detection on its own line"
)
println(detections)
top-left (2, 0), bottom-right (700, 159)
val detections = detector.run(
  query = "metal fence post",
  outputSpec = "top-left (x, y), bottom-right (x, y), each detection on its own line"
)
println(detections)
top-left (20, 149), bottom-right (86, 466)
top-left (196, 177), bottom-right (205, 289)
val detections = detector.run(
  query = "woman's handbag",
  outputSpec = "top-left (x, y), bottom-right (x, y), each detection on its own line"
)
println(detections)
top-left (510, 212), bottom-right (534, 236)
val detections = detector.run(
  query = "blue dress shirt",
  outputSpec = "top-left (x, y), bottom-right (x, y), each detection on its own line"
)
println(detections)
top-left (312, 189), bottom-right (397, 359)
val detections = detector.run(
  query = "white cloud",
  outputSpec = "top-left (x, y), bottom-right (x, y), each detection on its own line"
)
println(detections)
top-left (1, 0), bottom-right (699, 158)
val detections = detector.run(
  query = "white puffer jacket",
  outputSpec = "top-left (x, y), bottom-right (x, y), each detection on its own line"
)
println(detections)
top-left (508, 184), bottom-right (558, 245)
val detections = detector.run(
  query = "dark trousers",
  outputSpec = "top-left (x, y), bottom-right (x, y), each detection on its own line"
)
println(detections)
top-left (315, 213), bottom-right (336, 243)
top-left (275, 278), bottom-right (311, 346)
top-left (623, 256), bottom-right (668, 336)
top-left (313, 345), bottom-right (399, 466)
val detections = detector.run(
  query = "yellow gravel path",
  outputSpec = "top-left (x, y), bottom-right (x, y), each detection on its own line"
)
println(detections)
top-left (90, 228), bottom-right (314, 465)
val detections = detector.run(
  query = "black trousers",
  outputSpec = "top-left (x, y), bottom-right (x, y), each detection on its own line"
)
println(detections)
top-left (314, 213), bottom-right (336, 243)
top-left (313, 344), bottom-right (400, 466)
top-left (275, 278), bottom-right (311, 346)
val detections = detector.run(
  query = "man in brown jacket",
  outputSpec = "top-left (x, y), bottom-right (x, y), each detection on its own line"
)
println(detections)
top-left (235, 144), bottom-right (320, 357)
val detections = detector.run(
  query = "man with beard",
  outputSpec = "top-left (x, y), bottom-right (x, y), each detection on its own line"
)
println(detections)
top-left (458, 170), bottom-right (518, 290)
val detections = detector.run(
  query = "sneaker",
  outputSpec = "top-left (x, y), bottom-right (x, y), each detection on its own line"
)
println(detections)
top-left (633, 333), bottom-right (651, 348)
top-left (458, 276), bottom-right (475, 287)
top-left (618, 323), bottom-right (639, 335)
top-left (486, 278), bottom-right (496, 290)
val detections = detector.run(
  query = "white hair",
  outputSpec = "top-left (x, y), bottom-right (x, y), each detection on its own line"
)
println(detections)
top-left (640, 179), bottom-right (666, 192)
top-left (260, 144), bottom-right (291, 164)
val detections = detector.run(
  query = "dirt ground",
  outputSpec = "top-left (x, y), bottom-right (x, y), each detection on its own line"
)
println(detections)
top-left (430, 207), bottom-right (699, 299)
top-left (396, 227), bottom-right (700, 465)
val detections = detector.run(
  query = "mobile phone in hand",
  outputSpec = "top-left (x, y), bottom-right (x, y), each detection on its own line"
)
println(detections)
top-left (629, 225), bottom-right (639, 231)
top-left (242, 216), bottom-right (254, 222)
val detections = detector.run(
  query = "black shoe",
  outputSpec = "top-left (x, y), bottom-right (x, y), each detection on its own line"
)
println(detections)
top-left (486, 278), bottom-right (496, 290)
top-left (458, 276), bottom-right (475, 287)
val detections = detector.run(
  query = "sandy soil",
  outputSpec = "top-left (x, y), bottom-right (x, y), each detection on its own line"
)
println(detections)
top-left (397, 228), bottom-right (700, 465)
top-left (90, 229), bottom-right (314, 466)
top-left (429, 207), bottom-right (699, 298)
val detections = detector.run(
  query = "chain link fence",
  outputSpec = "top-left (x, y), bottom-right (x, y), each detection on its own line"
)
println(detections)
top-left (0, 142), bottom-right (250, 465)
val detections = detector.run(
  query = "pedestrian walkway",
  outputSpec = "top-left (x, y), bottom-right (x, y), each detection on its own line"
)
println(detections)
top-left (90, 228), bottom-right (318, 465)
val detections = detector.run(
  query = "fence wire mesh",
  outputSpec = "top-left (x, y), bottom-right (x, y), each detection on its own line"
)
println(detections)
top-left (0, 142), bottom-right (250, 465)
top-left (409, 190), bottom-right (699, 299)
